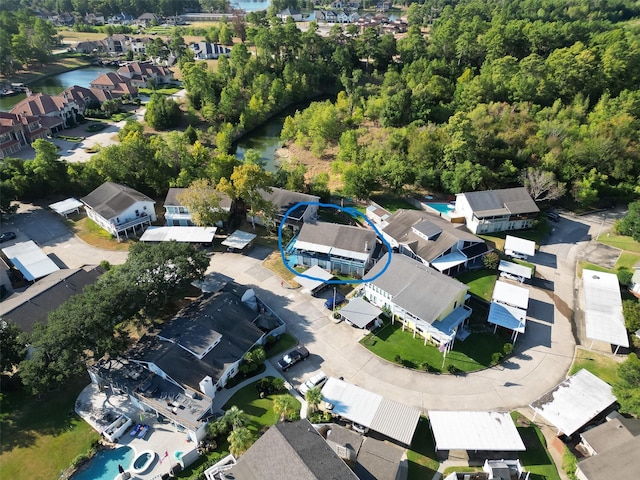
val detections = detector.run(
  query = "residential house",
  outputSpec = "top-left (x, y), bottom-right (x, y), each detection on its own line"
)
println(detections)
top-left (189, 42), bottom-right (232, 60)
top-left (90, 72), bottom-right (138, 98)
top-left (576, 415), bottom-right (640, 480)
top-left (163, 187), bottom-right (233, 227)
top-left (0, 265), bottom-right (104, 333)
top-left (50, 12), bottom-right (74, 26)
top-left (136, 12), bottom-right (159, 27)
top-left (0, 112), bottom-right (50, 158)
top-left (287, 222), bottom-right (377, 277)
top-left (104, 34), bottom-right (133, 53)
top-left (205, 419), bottom-right (358, 480)
top-left (277, 8), bottom-right (303, 21)
top-left (80, 182), bottom-right (156, 240)
top-left (381, 209), bottom-right (489, 275)
top-left (10, 92), bottom-right (68, 131)
top-left (117, 61), bottom-right (174, 86)
top-left (364, 253), bottom-right (471, 345)
top-left (62, 85), bottom-right (117, 108)
top-left (376, 1), bottom-right (392, 12)
top-left (629, 268), bottom-right (640, 299)
top-left (130, 37), bottom-right (153, 55)
top-left (107, 13), bottom-right (135, 25)
top-left (89, 283), bottom-right (281, 443)
top-left (75, 40), bottom-right (107, 53)
top-left (316, 9), bottom-right (359, 23)
top-left (453, 187), bottom-right (539, 234)
top-left (248, 187), bottom-right (319, 229)
top-left (84, 13), bottom-right (105, 25)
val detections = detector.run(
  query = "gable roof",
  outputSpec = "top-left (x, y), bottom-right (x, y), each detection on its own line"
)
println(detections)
top-left (229, 419), bottom-right (358, 480)
top-left (259, 187), bottom-right (319, 221)
top-left (295, 222), bottom-right (376, 260)
top-left (578, 436), bottom-right (640, 480)
top-left (367, 253), bottom-right (468, 323)
top-left (81, 182), bottom-right (154, 220)
top-left (90, 72), bottom-right (130, 87)
top-left (0, 265), bottom-right (103, 333)
top-left (382, 209), bottom-right (484, 262)
top-left (581, 417), bottom-right (640, 454)
top-left (164, 187), bottom-right (233, 210)
top-left (10, 93), bottom-right (61, 117)
top-left (460, 187), bottom-right (539, 217)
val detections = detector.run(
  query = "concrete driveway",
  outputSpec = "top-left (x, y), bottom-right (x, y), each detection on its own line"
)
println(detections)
top-left (203, 213), bottom-right (618, 412)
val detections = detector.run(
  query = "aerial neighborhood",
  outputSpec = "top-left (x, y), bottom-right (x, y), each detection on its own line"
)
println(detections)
top-left (1, 2), bottom-right (640, 480)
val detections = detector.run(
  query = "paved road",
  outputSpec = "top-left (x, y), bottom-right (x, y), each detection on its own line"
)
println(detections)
top-left (204, 213), bottom-right (621, 412)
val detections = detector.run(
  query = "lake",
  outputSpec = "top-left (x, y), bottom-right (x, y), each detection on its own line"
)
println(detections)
top-left (0, 66), bottom-right (116, 112)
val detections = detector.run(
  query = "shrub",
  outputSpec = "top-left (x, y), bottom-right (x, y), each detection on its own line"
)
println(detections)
top-left (491, 352), bottom-right (503, 365)
top-left (503, 343), bottom-right (514, 356)
top-left (617, 268), bottom-right (633, 287)
top-left (394, 354), bottom-right (402, 364)
top-left (447, 364), bottom-right (460, 374)
top-left (308, 411), bottom-right (333, 424)
top-left (483, 252), bottom-right (500, 270)
top-left (563, 446), bottom-right (578, 480)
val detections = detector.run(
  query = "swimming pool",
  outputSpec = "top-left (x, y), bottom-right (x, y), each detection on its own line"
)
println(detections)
top-left (426, 202), bottom-right (455, 215)
top-left (72, 446), bottom-right (134, 480)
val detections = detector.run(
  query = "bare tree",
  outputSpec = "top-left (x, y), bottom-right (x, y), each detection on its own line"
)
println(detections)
top-left (520, 168), bottom-right (566, 201)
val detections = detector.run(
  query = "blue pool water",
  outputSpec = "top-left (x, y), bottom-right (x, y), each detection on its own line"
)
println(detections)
top-left (426, 203), bottom-right (455, 215)
top-left (73, 446), bottom-right (134, 480)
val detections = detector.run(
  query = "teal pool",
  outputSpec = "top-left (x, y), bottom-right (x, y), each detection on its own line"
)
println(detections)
top-left (73, 446), bottom-right (134, 480)
top-left (426, 203), bottom-right (455, 215)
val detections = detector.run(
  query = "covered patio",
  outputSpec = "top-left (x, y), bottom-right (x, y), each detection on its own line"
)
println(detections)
top-left (339, 297), bottom-right (383, 329)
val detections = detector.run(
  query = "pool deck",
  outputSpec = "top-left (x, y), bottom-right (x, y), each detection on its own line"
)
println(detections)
top-left (76, 383), bottom-right (196, 479)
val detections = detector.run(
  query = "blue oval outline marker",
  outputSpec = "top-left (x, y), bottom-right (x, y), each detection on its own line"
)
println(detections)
top-left (277, 202), bottom-right (392, 285)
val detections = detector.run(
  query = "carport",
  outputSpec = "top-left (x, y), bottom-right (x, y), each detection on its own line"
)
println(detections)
top-left (2, 240), bottom-right (60, 281)
top-left (428, 411), bottom-right (525, 452)
top-left (492, 280), bottom-right (529, 310)
top-left (49, 198), bottom-right (83, 217)
top-left (321, 377), bottom-right (421, 446)
top-left (221, 230), bottom-right (256, 252)
top-left (498, 260), bottom-right (532, 283)
top-left (140, 226), bottom-right (216, 243)
top-left (338, 297), bottom-right (382, 329)
top-left (529, 369), bottom-right (616, 437)
top-left (504, 235), bottom-right (535, 258)
top-left (582, 269), bottom-right (629, 354)
top-left (488, 302), bottom-right (527, 342)
top-left (294, 265), bottom-right (333, 295)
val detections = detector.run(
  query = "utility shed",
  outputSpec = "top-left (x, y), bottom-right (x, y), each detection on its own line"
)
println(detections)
top-left (504, 235), bottom-right (536, 257)
top-left (140, 226), bottom-right (216, 243)
top-left (2, 240), bottom-right (60, 281)
top-left (529, 369), bottom-right (616, 437)
top-left (321, 377), bottom-right (421, 445)
top-left (582, 269), bottom-right (629, 353)
top-left (49, 197), bottom-right (83, 217)
top-left (294, 265), bottom-right (333, 295)
top-left (428, 411), bottom-right (525, 451)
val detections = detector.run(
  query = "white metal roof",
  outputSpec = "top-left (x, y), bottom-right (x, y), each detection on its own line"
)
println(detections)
top-left (529, 369), bottom-right (616, 436)
top-left (2, 241), bottom-right (60, 281)
top-left (428, 411), bottom-right (526, 451)
top-left (488, 302), bottom-right (527, 333)
top-left (221, 230), bottom-right (257, 249)
top-left (498, 260), bottom-right (532, 279)
top-left (294, 265), bottom-right (333, 293)
top-left (504, 235), bottom-right (536, 256)
top-left (430, 251), bottom-right (467, 272)
top-left (582, 270), bottom-right (629, 348)
top-left (140, 226), bottom-right (216, 243)
top-left (321, 377), bottom-right (421, 445)
top-left (339, 297), bottom-right (382, 328)
top-left (492, 280), bottom-right (530, 310)
top-left (49, 197), bottom-right (83, 216)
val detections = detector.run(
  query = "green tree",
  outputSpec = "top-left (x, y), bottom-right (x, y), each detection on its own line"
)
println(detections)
top-left (0, 319), bottom-right (26, 373)
top-left (618, 201), bottom-right (640, 242)
top-left (218, 163), bottom-right (273, 228)
top-left (483, 252), bottom-right (500, 270)
top-left (144, 94), bottom-right (182, 130)
top-left (273, 394), bottom-right (299, 421)
top-left (623, 300), bottom-right (640, 334)
top-left (223, 406), bottom-right (249, 430)
top-left (176, 179), bottom-right (225, 227)
top-left (613, 353), bottom-right (640, 417)
top-left (228, 426), bottom-right (254, 456)
top-left (305, 386), bottom-right (322, 414)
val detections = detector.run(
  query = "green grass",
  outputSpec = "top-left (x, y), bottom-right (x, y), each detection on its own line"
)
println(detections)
top-left (265, 333), bottom-right (297, 358)
top-left (0, 376), bottom-right (100, 480)
top-left (569, 348), bottom-right (620, 385)
top-left (222, 379), bottom-right (300, 434)
top-left (456, 269), bottom-right (498, 301)
top-left (137, 87), bottom-right (182, 96)
top-left (370, 194), bottom-right (418, 212)
top-left (407, 417), bottom-right (439, 480)
top-left (598, 232), bottom-right (640, 253)
top-left (512, 412), bottom-right (561, 480)
top-left (361, 320), bottom-right (510, 373)
top-left (616, 252), bottom-right (640, 270)
top-left (110, 111), bottom-right (133, 122)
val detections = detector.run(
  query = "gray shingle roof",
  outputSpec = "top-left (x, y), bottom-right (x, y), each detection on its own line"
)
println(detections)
top-left (81, 182), bottom-right (154, 219)
top-left (462, 187), bottom-right (539, 217)
top-left (229, 419), bottom-right (358, 480)
top-left (382, 209), bottom-right (482, 262)
top-left (260, 187), bottom-right (320, 221)
top-left (297, 222), bottom-right (376, 254)
top-left (164, 187), bottom-right (232, 210)
top-left (367, 253), bottom-right (468, 323)
top-left (577, 436), bottom-right (640, 480)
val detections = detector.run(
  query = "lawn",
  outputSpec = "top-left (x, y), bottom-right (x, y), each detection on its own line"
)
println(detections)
top-left (407, 417), bottom-right (439, 480)
top-left (569, 347), bottom-right (620, 385)
top-left (137, 87), bottom-right (182, 96)
top-left (512, 412), bottom-right (561, 480)
top-left (222, 379), bottom-right (301, 434)
top-left (265, 333), bottom-right (298, 359)
top-left (65, 216), bottom-right (132, 251)
top-left (370, 194), bottom-right (418, 212)
top-left (361, 320), bottom-right (510, 373)
top-left (0, 53), bottom-right (93, 84)
top-left (598, 232), bottom-right (640, 253)
top-left (0, 376), bottom-right (100, 480)
top-left (456, 269), bottom-right (498, 301)
top-left (262, 251), bottom-right (300, 285)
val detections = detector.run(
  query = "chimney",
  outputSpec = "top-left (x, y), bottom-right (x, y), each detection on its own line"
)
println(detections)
top-left (364, 241), bottom-right (369, 251)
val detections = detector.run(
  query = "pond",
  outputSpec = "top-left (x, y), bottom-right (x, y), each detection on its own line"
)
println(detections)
top-left (0, 66), bottom-right (116, 112)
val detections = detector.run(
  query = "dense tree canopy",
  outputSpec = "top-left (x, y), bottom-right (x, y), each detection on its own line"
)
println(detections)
top-left (614, 353), bottom-right (640, 418)
top-left (0, 9), bottom-right (57, 75)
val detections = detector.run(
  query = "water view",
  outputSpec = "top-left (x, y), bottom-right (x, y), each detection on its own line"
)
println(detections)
top-left (234, 0), bottom-right (271, 11)
top-left (234, 113), bottom-right (287, 172)
top-left (0, 66), bottom-right (115, 112)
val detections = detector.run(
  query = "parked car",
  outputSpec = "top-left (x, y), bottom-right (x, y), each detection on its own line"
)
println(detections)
top-left (277, 346), bottom-right (309, 371)
top-left (298, 371), bottom-right (328, 396)
top-left (0, 232), bottom-right (16, 243)
top-left (352, 423), bottom-right (369, 434)
top-left (324, 291), bottom-right (346, 310)
top-left (546, 211), bottom-right (560, 222)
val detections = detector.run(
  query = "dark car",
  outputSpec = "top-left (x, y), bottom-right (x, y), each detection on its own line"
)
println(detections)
top-left (546, 211), bottom-right (560, 222)
top-left (0, 232), bottom-right (16, 243)
top-left (324, 292), bottom-right (346, 310)
top-left (277, 346), bottom-right (310, 371)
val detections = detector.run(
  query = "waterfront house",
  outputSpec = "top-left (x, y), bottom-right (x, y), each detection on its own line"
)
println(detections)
top-left (247, 187), bottom-right (319, 230)
top-left (163, 187), bottom-right (233, 227)
top-left (117, 61), bottom-right (174, 87)
top-left (189, 42), bottom-right (232, 60)
top-left (90, 72), bottom-right (138, 98)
